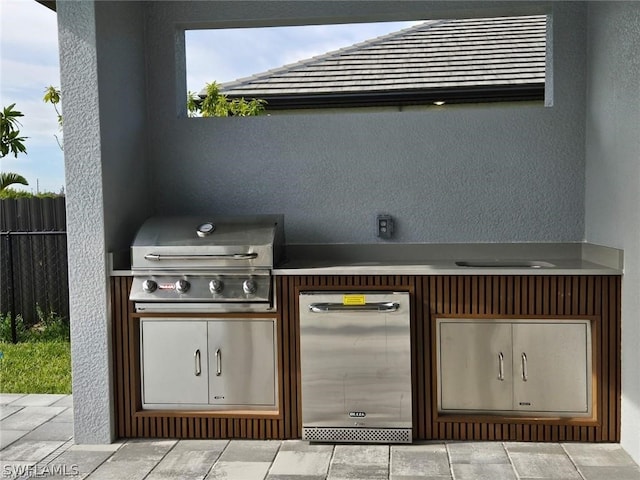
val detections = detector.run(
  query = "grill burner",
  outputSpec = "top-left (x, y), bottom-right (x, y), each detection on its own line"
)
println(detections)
top-left (129, 215), bottom-right (284, 312)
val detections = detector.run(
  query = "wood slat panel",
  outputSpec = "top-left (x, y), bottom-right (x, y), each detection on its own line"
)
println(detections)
top-left (112, 274), bottom-right (620, 442)
top-left (111, 276), bottom-right (293, 439)
top-left (425, 275), bottom-right (621, 442)
top-left (415, 276), bottom-right (427, 439)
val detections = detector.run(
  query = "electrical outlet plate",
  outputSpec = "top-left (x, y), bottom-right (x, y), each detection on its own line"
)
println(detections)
top-left (376, 214), bottom-right (394, 239)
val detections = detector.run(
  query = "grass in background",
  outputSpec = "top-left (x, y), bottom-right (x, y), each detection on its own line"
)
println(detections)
top-left (0, 310), bottom-right (71, 394)
top-left (0, 341), bottom-right (71, 393)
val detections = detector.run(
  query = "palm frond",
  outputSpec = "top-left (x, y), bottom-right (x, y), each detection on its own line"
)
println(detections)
top-left (0, 172), bottom-right (29, 192)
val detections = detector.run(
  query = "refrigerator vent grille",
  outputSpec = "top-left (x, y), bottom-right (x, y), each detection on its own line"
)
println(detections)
top-left (303, 427), bottom-right (412, 444)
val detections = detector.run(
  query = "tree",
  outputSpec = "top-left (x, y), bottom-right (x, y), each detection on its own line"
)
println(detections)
top-left (0, 103), bottom-right (29, 192)
top-left (187, 82), bottom-right (266, 117)
top-left (0, 172), bottom-right (29, 192)
top-left (43, 86), bottom-right (63, 151)
top-left (1, 104), bottom-right (28, 158)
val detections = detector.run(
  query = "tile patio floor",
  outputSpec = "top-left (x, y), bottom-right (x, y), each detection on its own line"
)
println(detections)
top-left (2, 394), bottom-right (640, 480)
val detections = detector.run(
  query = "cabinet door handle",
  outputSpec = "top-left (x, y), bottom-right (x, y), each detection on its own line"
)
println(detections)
top-left (215, 348), bottom-right (222, 376)
top-left (521, 352), bottom-right (528, 382)
top-left (498, 352), bottom-right (505, 381)
top-left (194, 349), bottom-right (201, 376)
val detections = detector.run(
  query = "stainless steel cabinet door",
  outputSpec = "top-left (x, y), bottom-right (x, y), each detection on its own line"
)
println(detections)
top-left (141, 320), bottom-right (209, 405)
top-left (208, 320), bottom-right (276, 407)
top-left (438, 321), bottom-right (513, 412)
top-left (512, 322), bottom-right (590, 414)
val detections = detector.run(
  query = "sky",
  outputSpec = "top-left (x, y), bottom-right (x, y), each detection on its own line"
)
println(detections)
top-left (185, 21), bottom-right (418, 94)
top-left (0, 0), bottom-right (415, 193)
top-left (1, 0), bottom-right (63, 194)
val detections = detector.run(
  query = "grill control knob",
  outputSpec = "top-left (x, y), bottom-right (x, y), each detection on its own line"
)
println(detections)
top-left (142, 279), bottom-right (157, 293)
top-left (209, 279), bottom-right (224, 294)
top-left (175, 279), bottom-right (190, 294)
top-left (242, 279), bottom-right (258, 295)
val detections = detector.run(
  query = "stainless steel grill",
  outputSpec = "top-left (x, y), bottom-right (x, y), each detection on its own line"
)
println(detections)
top-left (129, 215), bottom-right (284, 312)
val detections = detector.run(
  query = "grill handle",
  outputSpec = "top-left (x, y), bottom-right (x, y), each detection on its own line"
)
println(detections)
top-left (144, 253), bottom-right (258, 261)
top-left (309, 302), bottom-right (400, 313)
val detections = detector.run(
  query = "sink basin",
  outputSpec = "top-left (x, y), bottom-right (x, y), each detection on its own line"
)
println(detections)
top-left (455, 260), bottom-right (555, 268)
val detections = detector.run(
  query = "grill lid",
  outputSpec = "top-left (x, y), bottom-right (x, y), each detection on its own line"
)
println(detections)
top-left (131, 215), bottom-right (284, 271)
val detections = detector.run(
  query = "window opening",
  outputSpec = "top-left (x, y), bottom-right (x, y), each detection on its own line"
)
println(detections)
top-left (185, 15), bottom-right (547, 113)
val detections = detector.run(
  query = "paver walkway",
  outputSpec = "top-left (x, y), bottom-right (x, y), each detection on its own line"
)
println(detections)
top-left (2, 394), bottom-right (640, 480)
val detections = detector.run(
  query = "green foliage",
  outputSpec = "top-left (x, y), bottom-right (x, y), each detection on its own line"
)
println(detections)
top-left (188, 82), bottom-right (267, 117)
top-left (32, 306), bottom-right (70, 342)
top-left (0, 187), bottom-right (64, 199)
top-left (0, 104), bottom-right (30, 193)
top-left (0, 172), bottom-right (28, 193)
top-left (229, 97), bottom-right (268, 117)
top-left (0, 103), bottom-right (28, 158)
top-left (43, 86), bottom-right (64, 151)
top-left (0, 309), bottom-right (69, 343)
top-left (0, 341), bottom-right (71, 393)
top-left (187, 91), bottom-right (200, 117)
top-left (43, 86), bottom-right (62, 126)
top-left (0, 314), bottom-right (29, 343)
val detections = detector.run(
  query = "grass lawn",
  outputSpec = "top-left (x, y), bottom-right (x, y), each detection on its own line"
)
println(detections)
top-left (0, 341), bottom-right (71, 394)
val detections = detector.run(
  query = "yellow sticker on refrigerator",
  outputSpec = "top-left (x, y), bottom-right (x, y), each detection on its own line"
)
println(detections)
top-left (343, 294), bottom-right (366, 305)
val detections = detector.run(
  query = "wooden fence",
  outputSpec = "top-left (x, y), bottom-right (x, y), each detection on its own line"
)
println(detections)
top-left (0, 197), bottom-right (69, 330)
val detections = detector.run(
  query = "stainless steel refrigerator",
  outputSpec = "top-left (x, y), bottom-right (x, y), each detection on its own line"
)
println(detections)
top-left (299, 291), bottom-right (412, 443)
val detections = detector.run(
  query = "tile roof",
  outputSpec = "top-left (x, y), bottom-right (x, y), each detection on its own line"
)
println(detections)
top-left (215, 15), bottom-right (547, 107)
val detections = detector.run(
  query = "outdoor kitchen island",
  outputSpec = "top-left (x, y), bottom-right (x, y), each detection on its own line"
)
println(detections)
top-left (110, 242), bottom-right (622, 443)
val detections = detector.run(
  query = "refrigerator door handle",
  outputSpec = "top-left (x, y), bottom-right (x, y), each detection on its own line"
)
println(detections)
top-left (308, 302), bottom-right (400, 313)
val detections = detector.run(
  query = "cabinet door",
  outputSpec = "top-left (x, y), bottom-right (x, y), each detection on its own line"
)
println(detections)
top-left (438, 320), bottom-right (513, 412)
top-left (512, 322), bottom-right (590, 414)
top-left (141, 320), bottom-right (209, 406)
top-left (208, 320), bottom-right (276, 407)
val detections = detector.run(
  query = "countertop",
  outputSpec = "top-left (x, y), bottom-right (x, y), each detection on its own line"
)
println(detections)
top-left (110, 242), bottom-right (623, 276)
top-left (273, 242), bottom-right (623, 276)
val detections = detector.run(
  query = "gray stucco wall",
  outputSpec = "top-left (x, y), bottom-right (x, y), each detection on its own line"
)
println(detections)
top-left (146, 1), bottom-right (586, 244)
top-left (58, 0), bottom-right (594, 445)
top-left (585, 2), bottom-right (640, 462)
top-left (58, 1), bottom-right (149, 443)
top-left (96, 2), bottom-right (151, 255)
